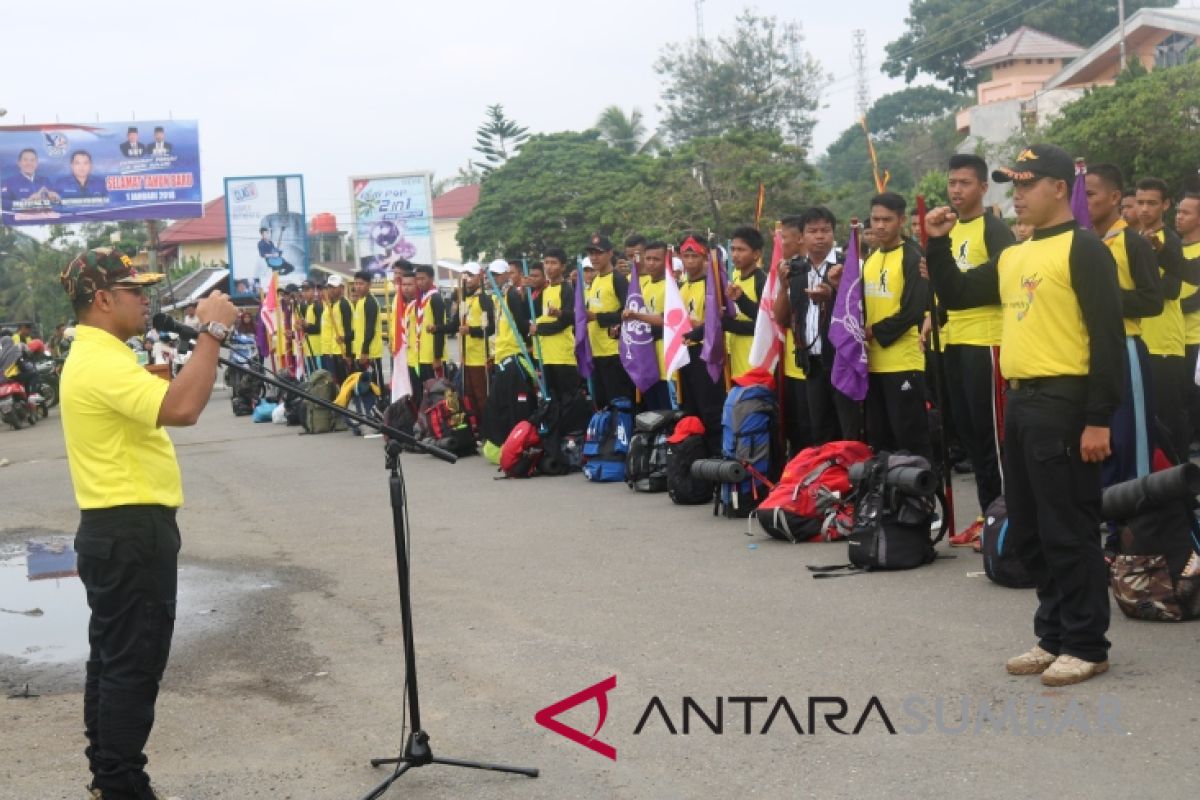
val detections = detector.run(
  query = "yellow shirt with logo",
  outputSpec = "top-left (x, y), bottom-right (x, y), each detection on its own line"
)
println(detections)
top-left (641, 274), bottom-right (667, 379)
top-left (945, 215), bottom-right (1004, 346)
top-left (461, 292), bottom-right (491, 367)
top-left (1182, 241), bottom-right (1200, 346)
top-left (303, 302), bottom-right (326, 357)
top-left (863, 246), bottom-right (924, 373)
top-left (1140, 229), bottom-right (1185, 357)
top-left (680, 275), bottom-right (707, 337)
top-left (1100, 221), bottom-right (1142, 338)
top-left (351, 294), bottom-right (384, 359)
top-left (60, 325), bottom-right (182, 510)
top-left (586, 272), bottom-right (621, 358)
top-left (535, 283), bottom-right (575, 366)
top-left (493, 290), bottom-right (522, 362)
top-left (727, 269), bottom-right (761, 378)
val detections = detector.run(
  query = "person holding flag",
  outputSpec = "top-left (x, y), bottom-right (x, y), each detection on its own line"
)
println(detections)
top-left (456, 261), bottom-right (495, 420)
top-left (617, 250), bottom-right (663, 405)
top-left (678, 233), bottom-right (727, 453)
top-left (724, 225), bottom-right (766, 380)
top-left (406, 264), bottom-right (450, 406)
top-left (389, 268), bottom-right (415, 402)
top-left (583, 234), bottom-right (634, 407)
top-left (528, 248), bottom-right (578, 401)
top-left (662, 244), bottom-right (693, 389)
top-left (623, 242), bottom-right (671, 410)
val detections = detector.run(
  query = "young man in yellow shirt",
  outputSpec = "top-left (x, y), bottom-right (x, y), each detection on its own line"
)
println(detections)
top-left (622, 241), bottom-right (671, 410)
top-left (59, 247), bottom-right (237, 799)
top-left (351, 270), bottom-right (384, 385)
top-left (677, 233), bottom-right (727, 453)
top-left (724, 225), bottom-right (766, 380)
top-left (455, 262), bottom-right (495, 420)
top-left (527, 248), bottom-right (578, 400)
top-left (583, 234), bottom-right (634, 408)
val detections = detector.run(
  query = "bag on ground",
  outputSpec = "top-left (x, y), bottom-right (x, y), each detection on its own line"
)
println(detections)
top-left (1110, 499), bottom-right (1200, 621)
top-left (979, 496), bottom-right (1036, 588)
top-left (483, 356), bottom-right (536, 448)
top-left (756, 440), bottom-right (873, 542)
top-left (302, 369), bottom-right (344, 434)
top-left (534, 390), bottom-right (593, 476)
top-left (845, 452), bottom-right (942, 571)
top-left (665, 416), bottom-right (714, 505)
top-left (626, 410), bottom-right (682, 493)
top-left (500, 420), bottom-right (543, 478)
top-left (717, 370), bottom-right (781, 518)
top-left (582, 397), bottom-right (634, 482)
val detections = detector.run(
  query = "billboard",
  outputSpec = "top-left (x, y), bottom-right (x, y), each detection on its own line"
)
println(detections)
top-left (0, 120), bottom-right (201, 226)
top-left (349, 173), bottom-right (435, 278)
top-left (224, 175), bottom-right (308, 298)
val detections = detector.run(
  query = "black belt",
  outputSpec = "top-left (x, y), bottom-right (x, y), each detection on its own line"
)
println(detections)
top-left (80, 504), bottom-right (177, 523)
top-left (1005, 376), bottom-right (1087, 392)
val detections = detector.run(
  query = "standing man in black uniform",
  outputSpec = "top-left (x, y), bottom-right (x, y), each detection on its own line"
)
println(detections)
top-left (925, 145), bottom-right (1124, 687)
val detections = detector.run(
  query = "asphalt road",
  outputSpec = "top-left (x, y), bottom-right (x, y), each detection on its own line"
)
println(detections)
top-left (2, 392), bottom-right (1198, 800)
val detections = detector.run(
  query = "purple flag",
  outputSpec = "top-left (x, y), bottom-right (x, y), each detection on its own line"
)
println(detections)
top-left (1071, 159), bottom-right (1091, 230)
top-left (574, 259), bottom-right (594, 379)
top-left (619, 259), bottom-right (662, 392)
top-left (701, 251), bottom-right (727, 385)
top-left (829, 226), bottom-right (869, 403)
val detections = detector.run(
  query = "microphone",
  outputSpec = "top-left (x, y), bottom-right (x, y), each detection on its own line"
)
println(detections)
top-left (152, 312), bottom-right (198, 341)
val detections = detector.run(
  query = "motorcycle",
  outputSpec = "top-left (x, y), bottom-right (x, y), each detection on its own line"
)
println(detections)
top-left (32, 356), bottom-right (61, 408)
top-left (0, 377), bottom-right (37, 429)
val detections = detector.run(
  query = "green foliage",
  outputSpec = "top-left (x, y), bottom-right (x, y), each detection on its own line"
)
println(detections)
top-left (1043, 60), bottom-right (1200, 187)
top-left (654, 9), bottom-right (824, 150)
top-left (594, 106), bottom-right (661, 156)
top-left (0, 229), bottom-right (73, 333)
top-left (913, 170), bottom-right (950, 208)
top-left (473, 104), bottom-right (529, 177)
top-left (883, 0), bottom-right (1175, 92)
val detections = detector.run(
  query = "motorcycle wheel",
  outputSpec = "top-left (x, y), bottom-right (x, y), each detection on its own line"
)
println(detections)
top-left (42, 380), bottom-right (59, 408)
top-left (10, 408), bottom-right (25, 430)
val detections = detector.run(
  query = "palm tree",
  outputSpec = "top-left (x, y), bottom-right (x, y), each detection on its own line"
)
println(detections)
top-left (594, 106), bottom-right (662, 156)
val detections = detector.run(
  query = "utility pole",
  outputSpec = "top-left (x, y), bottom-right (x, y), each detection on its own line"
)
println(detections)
top-left (1117, 0), bottom-right (1128, 70)
top-left (853, 29), bottom-right (870, 120)
top-left (694, 0), bottom-right (705, 41)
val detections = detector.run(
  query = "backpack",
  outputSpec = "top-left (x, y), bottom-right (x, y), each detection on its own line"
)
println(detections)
top-left (534, 391), bottom-right (594, 476)
top-left (382, 397), bottom-right (419, 451)
top-left (1110, 499), bottom-right (1200, 622)
top-left (626, 410), bottom-right (681, 493)
top-left (483, 356), bottom-right (536, 447)
top-left (302, 369), bottom-right (343, 434)
top-left (500, 420), bottom-right (542, 478)
top-left (231, 394), bottom-right (254, 417)
top-left (666, 418), bottom-right (714, 505)
top-left (582, 397), bottom-right (634, 483)
top-left (756, 440), bottom-right (873, 542)
top-left (717, 381), bottom-right (780, 518)
top-left (979, 496), bottom-right (1037, 589)
top-left (252, 399), bottom-right (277, 423)
top-left (417, 377), bottom-right (475, 456)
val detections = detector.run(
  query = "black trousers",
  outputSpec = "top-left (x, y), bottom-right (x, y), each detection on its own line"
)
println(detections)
top-left (543, 363), bottom-right (581, 403)
top-left (1187, 343), bottom-right (1200, 448)
top-left (865, 370), bottom-right (932, 459)
top-left (1004, 380), bottom-right (1110, 663)
top-left (944, 344), bottom-right (1003, 512)
top-left (805, 353), bottom-right (863, 444)
top-left (592, 355), bottom-right (634, 408)
top-left (75, 505), bottom-right (180, 799)
top-left (680, 347), bottom-right (727, 454)
top-left (1149, 353), bottom-right (1190, 462)
top-left (784, 376), bottom-right (812, 457)
top-left (640, 379), bottom-right (672, 412)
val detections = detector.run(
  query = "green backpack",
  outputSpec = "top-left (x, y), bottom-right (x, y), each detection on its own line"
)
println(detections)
top-left (302, 370), bottom-right (343, 434)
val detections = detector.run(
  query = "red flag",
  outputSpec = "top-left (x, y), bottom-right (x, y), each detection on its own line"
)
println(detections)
top-left (749, 226), bottom-right (786, 372)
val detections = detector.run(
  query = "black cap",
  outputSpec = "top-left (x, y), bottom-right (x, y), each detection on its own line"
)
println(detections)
top-left (584, 233), bottom-right (613, 252)
top-left (992, 144), bottom-right (1074, 184)
top-left (127, 126), bottom-right (138, 134)
top-left (154, 126), bottom-right (164, 133)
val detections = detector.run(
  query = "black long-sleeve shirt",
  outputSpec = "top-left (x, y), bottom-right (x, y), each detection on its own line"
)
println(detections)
top-left (927, 220), bottom-right (1124, 426)
top-left (1104, 226), bottom-right (1161, 321)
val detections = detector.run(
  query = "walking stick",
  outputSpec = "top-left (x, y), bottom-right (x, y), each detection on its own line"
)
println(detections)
top-left (521, 257), bottom-right (550, 402)
top-left (918, 195), bottom-right (956, 536)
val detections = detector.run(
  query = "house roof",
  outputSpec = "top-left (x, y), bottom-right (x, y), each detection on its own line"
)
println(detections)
top-left (964, 26), bottom-right (1085, 69)
top-left (432, 184), bottom-right (479, 220)
top-left (159, 266), bottom-right (229, 311)
top-left (159, 196), bottom-right (227, 244)
top-left (1043, 7), bottom-right (1200, 90)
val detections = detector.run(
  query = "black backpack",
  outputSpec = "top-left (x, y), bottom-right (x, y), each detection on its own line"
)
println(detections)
top-left (667, 426), bottom-right (714, 505)
top-left (535, 390), bottom-right (593, 476)
top-left (483, 356), bottom-right (537, 448)
top-left (979, 496), bottom-right (1036, 588)
top-left (627, 410), bottom-right (680, 493)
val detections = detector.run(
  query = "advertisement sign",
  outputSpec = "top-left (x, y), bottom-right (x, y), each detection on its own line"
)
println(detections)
top-left (0, 120), bottom-right (201, 226)
top-left (349, 173), bottom-right (435, 278)
top-left (224, 175), bottom-right (308, 298)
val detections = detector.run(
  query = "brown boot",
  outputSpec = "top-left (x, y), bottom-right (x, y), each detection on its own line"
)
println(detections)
top-left (1005, 645), bottom-right (1057, 675)
top-left (1040, 655), bottom-right (1109, 687)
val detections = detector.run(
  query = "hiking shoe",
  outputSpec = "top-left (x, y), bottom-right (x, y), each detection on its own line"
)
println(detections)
top-left (1005, 645), bottom-right (1058, 675)
top-left (1040, 654), bottom-right (1109, 687)
top-left (949, 518), bottom-right (985, 547)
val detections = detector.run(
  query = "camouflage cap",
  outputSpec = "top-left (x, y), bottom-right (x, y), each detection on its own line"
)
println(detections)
top-left (60, 247), bottom-right (164, 303)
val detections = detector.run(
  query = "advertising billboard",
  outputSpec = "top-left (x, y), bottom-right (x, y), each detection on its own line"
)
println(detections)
top-left (0, 120), bottom-right (201, 226)
top-left (224, 175), bottom-right (308, 298)
top-left (349, 173), bottom-right (435, 278)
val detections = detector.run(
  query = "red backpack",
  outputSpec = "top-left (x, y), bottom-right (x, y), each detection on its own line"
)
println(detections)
top-left (500, 420), bottom-right (543, 478)
top-left (756, 440), bottom-right (873, 542)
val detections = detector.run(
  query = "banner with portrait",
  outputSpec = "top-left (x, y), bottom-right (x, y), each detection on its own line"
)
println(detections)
top-left (0, 120), bottom-right (201, 226)
top-left (224, 175), bottom-right (308, 298)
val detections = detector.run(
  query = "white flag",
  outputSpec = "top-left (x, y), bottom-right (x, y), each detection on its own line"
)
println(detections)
top-left (662, 274), bottom-right (693, 377)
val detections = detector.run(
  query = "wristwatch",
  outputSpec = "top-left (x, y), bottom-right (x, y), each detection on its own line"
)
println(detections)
top-left (197, 321), bottom-right (231, 344)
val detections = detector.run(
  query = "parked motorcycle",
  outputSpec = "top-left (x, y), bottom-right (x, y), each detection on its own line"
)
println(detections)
top-left (0, 377), bottom-right (37, 429)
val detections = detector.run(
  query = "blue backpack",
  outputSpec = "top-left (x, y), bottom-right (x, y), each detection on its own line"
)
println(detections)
top-left (582, 398), bottom-right (634, 482)
top-left (719, 382), bottom-right (778, 518)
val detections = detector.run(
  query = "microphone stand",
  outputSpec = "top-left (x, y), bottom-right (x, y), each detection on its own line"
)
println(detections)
top-left (208, 348), bottom-right (540, 796)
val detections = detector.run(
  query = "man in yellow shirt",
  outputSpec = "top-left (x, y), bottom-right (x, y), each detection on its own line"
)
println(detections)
top-left (351, 270), bottom-right (385, 385)
top-left (455, 262), bottom-right (495, 418)
top-left (583, 233), bottom-right (634, 407)
top-left (527, 248), bottom-right (578, 400)
top-left (1176, 192), bottom-right (1200, 453)
top-left (59, 247), bottom-right (236, 799)
top-left (862, 192), bottom-right (932, 458)
top-left (622, 241), bottom-right (671, 410)
top-left (724, 225), bottom-right (766, 380)
top-left (677, 233), bottom-right (727, 452)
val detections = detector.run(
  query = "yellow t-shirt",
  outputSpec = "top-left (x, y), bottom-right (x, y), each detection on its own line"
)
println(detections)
top-left (784, 329), bottom-right (806, 380)
top-left (351, 294), bottom-right (384, 359)
top-left (493, 289), bottom-right (522, 362)
top-left (1100, 221), bottom-right (1142, 338)
top-left (945, 215), bottom-right (1004, 346)
top-left (680, 275), bottom-right (707, 335)
top-left (60, 325), bottom-right (182, 510)
top-left (863, 245), bottom-right (924, 373)
top-left (641, 274), bottom-right (667, 379)
top-left (460, 292), bottom-right (491, 367)
top-left (727, 268), bottom-right (761, 378)
top-left (1140, 229), bottom-right (1185, 357)
top-left (1182, 241), bottom-right (1200, 346)
top-left (303, 302), bottom-right (326, 357)
top-left (535, 283), bottom-right (575, 366)
top-left (586, 272), bottom-right (621, 358)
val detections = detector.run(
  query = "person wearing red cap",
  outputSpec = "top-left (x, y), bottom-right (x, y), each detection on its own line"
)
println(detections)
top-left (677, 233), bottom-right (727, 453)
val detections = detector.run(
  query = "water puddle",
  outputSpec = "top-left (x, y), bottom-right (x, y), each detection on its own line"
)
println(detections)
top-left (0, 537), bottom-right (88, 664)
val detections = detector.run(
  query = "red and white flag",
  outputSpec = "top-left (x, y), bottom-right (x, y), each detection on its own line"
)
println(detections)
top-left (662, 270), bottom-right (693, 377)
top-left (749, 227), bottom-right (786, 372)
top-left (390, 293), bottom-right (413, 402)
top-left (260, 272), bottom-right (279, 342)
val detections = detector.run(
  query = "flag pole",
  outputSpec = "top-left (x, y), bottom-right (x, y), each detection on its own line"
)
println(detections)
top-left (710, 247), bottom-right (732, 391)
top-left (918, 195), bottom-right (955, 536)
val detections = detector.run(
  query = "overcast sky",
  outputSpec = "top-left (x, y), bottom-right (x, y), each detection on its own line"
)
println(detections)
top-left (4, 0), bottom-right (919, 228)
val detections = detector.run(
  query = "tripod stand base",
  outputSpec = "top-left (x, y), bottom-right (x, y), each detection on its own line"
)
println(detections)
top-left (363, 730), bottom-right (538, 799)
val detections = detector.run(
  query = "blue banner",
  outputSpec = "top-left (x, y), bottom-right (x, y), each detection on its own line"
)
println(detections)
top-left (0, 120), bottom-right (202, 226)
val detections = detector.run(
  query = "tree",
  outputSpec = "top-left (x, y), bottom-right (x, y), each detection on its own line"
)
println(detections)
top-left (0, 229), bottom-right (73, 334)
top-left (433, 161), bottom-right (482, 197)
top-left (594, 106), bottom-right (661, 156)
top-left (883, 0), bottom-right (1175, 92)
top-left (913, 170), bottom-right (950, 208)
top-left (1043, 60), bottom-right (1200, 187)
top-left (473, 104), bottom-right (529, 177)
top-left (654, 10), bottom-right (825, 150)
